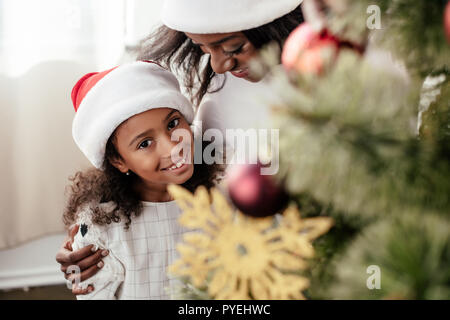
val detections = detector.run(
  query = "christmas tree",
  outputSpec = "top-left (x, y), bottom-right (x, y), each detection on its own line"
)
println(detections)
top-left (168, 0), bottom-right (450, 300)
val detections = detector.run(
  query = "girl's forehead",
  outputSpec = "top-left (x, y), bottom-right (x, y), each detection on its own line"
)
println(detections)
top-left (116, 108), bottom-right (179, 134)
top-left (132, 107), bottom-right (176, 122)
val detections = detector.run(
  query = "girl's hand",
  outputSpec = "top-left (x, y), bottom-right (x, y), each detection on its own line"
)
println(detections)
top-left (55, 224), bottom-right (109, 295)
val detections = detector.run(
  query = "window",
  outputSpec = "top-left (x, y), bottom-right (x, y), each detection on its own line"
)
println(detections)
top-left (0, 0), bottom-right (126, 77)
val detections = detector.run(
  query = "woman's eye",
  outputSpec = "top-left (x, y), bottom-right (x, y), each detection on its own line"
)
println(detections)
top-left (224, 44), bottom-right (244, 57)
top-left (138, 139), bottom-right (152, 149)
top-left (168, 118), bottom-right (180, 130)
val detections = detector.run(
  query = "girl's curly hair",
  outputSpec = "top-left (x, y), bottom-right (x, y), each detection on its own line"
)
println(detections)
top-left (63, 133), bottom-right (225, 230)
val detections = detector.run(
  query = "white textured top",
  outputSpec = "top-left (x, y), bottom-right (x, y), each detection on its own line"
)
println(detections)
top-left (72, 200), bottom-right (187, 300)
top-left (194, 74), bottom-right (280, 170)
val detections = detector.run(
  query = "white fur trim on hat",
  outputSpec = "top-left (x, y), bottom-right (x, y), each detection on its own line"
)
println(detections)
top-left (161, 0), bottom-right (303, 34)
top-left (72, 62), bottom-right (194, 169)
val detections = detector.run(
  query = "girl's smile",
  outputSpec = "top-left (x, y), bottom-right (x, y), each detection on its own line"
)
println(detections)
top-left (161, 153), bottom-right (190, 172)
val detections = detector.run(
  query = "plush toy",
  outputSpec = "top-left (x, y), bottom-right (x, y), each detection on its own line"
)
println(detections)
top-left (71, 201), bottom-right (124, 299)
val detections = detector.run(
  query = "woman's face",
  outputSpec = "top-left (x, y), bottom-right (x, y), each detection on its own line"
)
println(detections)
top-left (111, 108), bottom-right (195, 187)
top-left (185, 32), bottom-right (262, 82)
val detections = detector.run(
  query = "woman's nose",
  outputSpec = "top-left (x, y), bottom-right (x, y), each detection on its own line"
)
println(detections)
top-left (210, 51), bottom-right (235, 74)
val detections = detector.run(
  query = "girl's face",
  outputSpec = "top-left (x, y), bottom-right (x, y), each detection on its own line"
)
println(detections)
top-left (185, 32), bottom-right (262, 82)
top-left (111, 108), bottom-right (195, 187)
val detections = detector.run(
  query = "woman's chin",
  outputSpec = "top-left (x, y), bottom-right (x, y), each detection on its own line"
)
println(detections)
top-left (246, 76), bottom-right (262, 83)
top-left (244, 72), bottom-right (265, 83)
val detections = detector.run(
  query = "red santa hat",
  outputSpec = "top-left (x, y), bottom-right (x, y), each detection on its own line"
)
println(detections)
top-left (71, 61), bottom-right (194, 169)
top-left (161, 0), bottom-right (303, 34)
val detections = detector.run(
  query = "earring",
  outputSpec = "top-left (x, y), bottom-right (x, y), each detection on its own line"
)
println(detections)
top-left (125, 171), bottom-right (130, 176)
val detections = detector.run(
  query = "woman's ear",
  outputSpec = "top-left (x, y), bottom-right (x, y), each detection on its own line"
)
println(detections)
top-left (109, 156), bottom-right (129, 174)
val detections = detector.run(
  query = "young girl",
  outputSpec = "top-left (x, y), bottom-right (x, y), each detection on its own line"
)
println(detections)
top-left (56, 0), bottom-right (304, 295)
top-left (64, 61), bottom-right (222, 299)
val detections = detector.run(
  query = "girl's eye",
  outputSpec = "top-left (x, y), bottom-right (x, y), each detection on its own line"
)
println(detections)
top-left (224, 44), bottom-right (245, 57)
top-left (168, 118), bottom-right (180, 130)
top-left (138, 139), bottom-right (152, 149)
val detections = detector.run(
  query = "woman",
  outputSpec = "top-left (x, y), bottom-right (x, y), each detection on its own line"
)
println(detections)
top-left (148, 0), bottom-right (304, 106)
top-left (56, 0), bottom-right (305, 295)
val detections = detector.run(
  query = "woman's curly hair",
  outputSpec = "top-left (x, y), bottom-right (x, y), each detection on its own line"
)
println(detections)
top-left (63, 133), bottom-right (225, 230)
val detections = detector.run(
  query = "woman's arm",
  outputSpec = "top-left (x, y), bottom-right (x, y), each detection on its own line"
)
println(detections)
top-left (70, 219), bottom-right (125, 300)
top-left (55, 224), bottom-right (109, 295)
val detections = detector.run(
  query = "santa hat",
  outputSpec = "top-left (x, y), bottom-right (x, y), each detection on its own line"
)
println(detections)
top-left (161, 0), bottom-right (303, 34)
top-left (71, 61), bottom-right (194, 169)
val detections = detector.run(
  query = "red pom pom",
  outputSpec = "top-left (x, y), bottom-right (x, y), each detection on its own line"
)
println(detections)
top-left (227, 162), bottom-right (289, 218)
top-left (445, 1), bottom-right (450, 44)
top-left (281, 22), bottom-right (340, 75)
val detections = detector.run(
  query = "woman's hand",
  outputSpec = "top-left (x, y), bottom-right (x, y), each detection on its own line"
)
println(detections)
top-left (55, 224), bottom-right (109, 295)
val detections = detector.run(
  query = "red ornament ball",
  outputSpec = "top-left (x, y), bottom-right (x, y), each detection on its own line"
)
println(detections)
top-left (445, 1), bottom-right (450, 44)
top-left (227, 162), bottom-right (289, 218)
top-left (282, 22), bottom-right (340, 75)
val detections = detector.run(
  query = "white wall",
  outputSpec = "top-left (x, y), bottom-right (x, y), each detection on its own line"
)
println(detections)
top-left (0, 0), bottom-right (165, 291)
top-left (0, 234), bottom-right (67, 290)
top-left (125, 0), bottom-right (164, 47)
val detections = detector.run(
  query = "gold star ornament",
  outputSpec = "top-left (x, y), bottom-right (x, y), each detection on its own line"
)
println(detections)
top-left (167, 185), bottom-right (333, 300)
